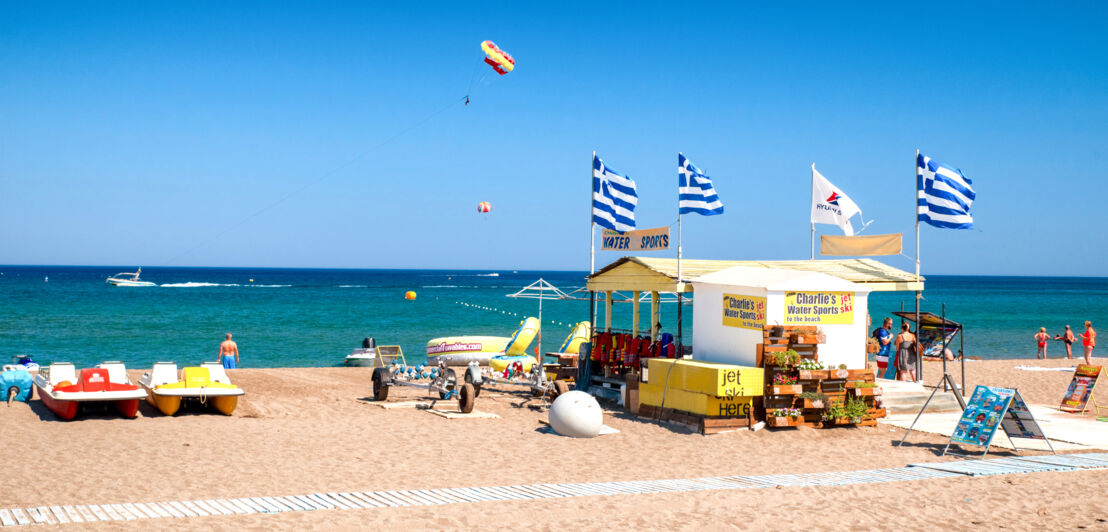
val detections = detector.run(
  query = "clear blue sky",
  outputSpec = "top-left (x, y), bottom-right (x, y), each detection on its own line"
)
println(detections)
top-left (2, 2), bottom-right (1105, 275)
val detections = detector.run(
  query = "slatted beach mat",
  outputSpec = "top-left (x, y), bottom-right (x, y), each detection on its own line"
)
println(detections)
top-left (6, 452), bottom-right (1108, 527)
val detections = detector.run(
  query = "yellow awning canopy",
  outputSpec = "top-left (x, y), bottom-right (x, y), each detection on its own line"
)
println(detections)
top-left (586, 257), bottom-right (923, 293)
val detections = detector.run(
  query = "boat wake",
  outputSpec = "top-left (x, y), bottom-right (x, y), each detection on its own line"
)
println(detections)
top-left (159, 282), bottom-right (240, 288)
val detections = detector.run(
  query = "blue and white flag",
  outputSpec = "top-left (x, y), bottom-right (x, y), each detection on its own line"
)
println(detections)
top-left (917, 153), bottom-right (975, 229)
top-left (678, 153), bottom-right (724, 215)
top-left (592, 154), bottom-right (638, 232)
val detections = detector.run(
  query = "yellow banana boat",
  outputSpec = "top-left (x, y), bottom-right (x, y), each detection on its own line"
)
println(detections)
top-left (426, 317), bottom-right (539, 366)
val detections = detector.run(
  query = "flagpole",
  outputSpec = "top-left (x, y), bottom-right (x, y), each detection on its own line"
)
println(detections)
top-left (676, 153), bottom-right (684, 356)
top-left (914, 148), bottom-right (922, 382)
top-left (810, 163), bottom-right (815, 260)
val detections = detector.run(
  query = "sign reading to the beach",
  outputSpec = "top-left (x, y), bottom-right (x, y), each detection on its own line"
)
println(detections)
top-left (1060, 365), bottom-right (1103, 413)
top-left (1000, 391), bottom-right (1046, 440)
top-left (783, 291), bottom-right (854, 325)
top-left (601, 226), bottom-right (670, 251)
top-left (951, 386), bottom-right (1014, 448)
top-left (721, 294), bottom-right (766, 330)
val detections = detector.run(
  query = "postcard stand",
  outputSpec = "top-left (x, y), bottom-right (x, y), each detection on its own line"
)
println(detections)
top-left (942, 388), bottom-right (1055, 458)
top-left (897, 372), bottom-right (966, 447)
top-left (1059, 365), bottom-right (1106, 415)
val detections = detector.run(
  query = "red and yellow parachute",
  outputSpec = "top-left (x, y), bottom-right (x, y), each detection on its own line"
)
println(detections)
top-left (481, 41), bottom-right (515, 75)
top-left (477, 201), bottom-right (491, 213)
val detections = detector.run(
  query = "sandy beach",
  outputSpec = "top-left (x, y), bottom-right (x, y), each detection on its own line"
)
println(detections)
top-left (4, 357), bottom-right (1108, 530)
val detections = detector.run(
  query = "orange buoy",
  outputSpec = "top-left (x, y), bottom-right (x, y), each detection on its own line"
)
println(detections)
top-left (405, 291), bottom-right (417, 300)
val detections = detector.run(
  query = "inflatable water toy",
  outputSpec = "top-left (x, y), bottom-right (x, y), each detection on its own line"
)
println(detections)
top-left (34, 362), bottom-right (147, 420)
top-left (1, 364), bottom-right (33, 404)
top-left (139, 362), bottom-right (244, 416)
top-left (426, 317), bottom-right (539, 366)
top-left (556, 321), bottom-right (592, 355)
top-left (490, 354), bottom-right (536, 374)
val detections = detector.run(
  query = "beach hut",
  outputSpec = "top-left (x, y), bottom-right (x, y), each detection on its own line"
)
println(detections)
top-left (688, 266), bottom-right (871, 370)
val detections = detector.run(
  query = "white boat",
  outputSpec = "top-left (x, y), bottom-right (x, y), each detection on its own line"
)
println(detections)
top-left (106, 268), bottom-right (156, 287)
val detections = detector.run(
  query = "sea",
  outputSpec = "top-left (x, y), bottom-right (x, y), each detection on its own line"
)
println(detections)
top-left (1, 265), bottom-right (1105, 369)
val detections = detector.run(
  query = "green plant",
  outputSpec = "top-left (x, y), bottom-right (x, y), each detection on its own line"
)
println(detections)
top-left (853, 382), bottom-right (877, 389)
top-left (798, 391), bottom-right (826, 401)
top-left (844, 397), bottom-right (869, 422)
top-left (769, 349), bottom-right (801, 367)
top-left (770, 407), bottom-right (802, 420)
top-left (838, 363), bottom-right (847, 370)
top-left (824, 402), bottom-right (847, 421)
top-left (773, 373), bottom-right (798, 385)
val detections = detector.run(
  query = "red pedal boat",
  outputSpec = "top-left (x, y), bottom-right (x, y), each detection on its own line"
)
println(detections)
top-left (34, 362), bottom-right (148, 420)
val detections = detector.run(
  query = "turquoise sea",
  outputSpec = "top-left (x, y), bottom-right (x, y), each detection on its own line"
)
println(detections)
top-left (1, 266), bottom-right (1105, 369)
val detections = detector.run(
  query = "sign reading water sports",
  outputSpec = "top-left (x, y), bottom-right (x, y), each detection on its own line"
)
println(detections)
top-left (601, 227), bottom-right (670, 251)
top-left (783, 291), bottom-right (854, 324)
top-left (722, 294), bottom-right (766, 330)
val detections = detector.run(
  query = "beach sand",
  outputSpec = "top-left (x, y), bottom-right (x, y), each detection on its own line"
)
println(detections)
top-left (4, 357), bottom-right (1107, 530)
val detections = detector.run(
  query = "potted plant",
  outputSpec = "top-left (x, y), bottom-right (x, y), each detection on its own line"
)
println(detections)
top-left (768, 407), bottom-right (802, 427)
top-left (797, 359), bottom-right (827, 380)
top-left (844, 397), bottom-right (869, 424)
top-left (798, 391), bottom-right (828, 409)
top-left (771, 372), bottom-right (803, 395)
top-left (850, 382), bottom-right (881, 396)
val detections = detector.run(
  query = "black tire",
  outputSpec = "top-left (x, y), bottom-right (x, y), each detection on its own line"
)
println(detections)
top-left (551, 380), bottom-right (570, 401)
top-left (459, 382), bottom-right (476, 413)
top-left (464, 369), bottom-right (482, 397)
top-left (372, 368), bottom-right (390, 401)
top-left (439, 368), bottom-right (457, 399)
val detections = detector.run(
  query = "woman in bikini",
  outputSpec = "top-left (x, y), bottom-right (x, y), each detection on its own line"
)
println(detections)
top-left (1054, 325), bottom-right (1077, 360)
top-left (1034, 327), bottom-right (1050, 359)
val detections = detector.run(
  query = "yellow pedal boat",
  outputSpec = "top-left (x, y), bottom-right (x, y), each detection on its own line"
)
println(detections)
top-left (139, 362), bottom-right (244, 416)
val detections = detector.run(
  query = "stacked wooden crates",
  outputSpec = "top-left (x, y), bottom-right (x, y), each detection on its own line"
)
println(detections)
top-left (759, 325), bottom-right (886, 428)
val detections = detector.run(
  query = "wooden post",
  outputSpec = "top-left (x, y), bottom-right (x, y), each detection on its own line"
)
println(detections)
top-left (650, 291), bottom-right (660, 342)
top-left (604, 291), bottom-right (613, 332)
top-left (632, 291), bottom-right (641, 336)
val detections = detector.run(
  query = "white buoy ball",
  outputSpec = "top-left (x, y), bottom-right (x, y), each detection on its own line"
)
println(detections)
top-left (548, 391), bottom-right (603, 438)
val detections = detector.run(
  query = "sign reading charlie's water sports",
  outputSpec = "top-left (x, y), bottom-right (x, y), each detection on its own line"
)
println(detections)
top-left (601, 226), bottom-right (670, 251)
top-left (722, 294), bottom-right (766, 330)
top-left (783, 291), bottom-right (854, 324)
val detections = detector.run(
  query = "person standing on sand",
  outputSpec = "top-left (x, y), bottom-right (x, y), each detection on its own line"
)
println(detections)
top-left (895, 322), bottom-right (917, 382)
top-left (1054, 325), bottom-right (1077, 360)
top-left (1034, 327), bottom-right (1050, 359)
top-left (874, 318), bottom-right (894, 379)
top-left (219, 333), bottom-right (239, 369)
top-left (1081, 321), bottom-right (1096, 366)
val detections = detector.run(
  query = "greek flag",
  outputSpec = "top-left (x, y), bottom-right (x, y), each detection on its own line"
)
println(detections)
top-left (678, 153), bottom-right (724, 215)
top-left (592, 154), bottom-right (637, 232)
top-left (917, 153), bottom-right (975, 229)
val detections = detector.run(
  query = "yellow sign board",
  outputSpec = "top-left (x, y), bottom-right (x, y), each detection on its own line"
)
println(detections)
top-left (722, 293), bottom-right (766, 330)
top-left (646, 358), bottom-right (763, 398)
top-left (784, 291), bottom-right (855, 325)
top-left (639, 383), bottom-right (754, 418)
top-left (601, 226), bottom-right (670, 251)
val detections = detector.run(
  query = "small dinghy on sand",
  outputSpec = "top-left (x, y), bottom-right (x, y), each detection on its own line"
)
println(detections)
top-left (34, 362), bottom-right (147, 420)
top-left (139, 362), bottom-right (244, 416)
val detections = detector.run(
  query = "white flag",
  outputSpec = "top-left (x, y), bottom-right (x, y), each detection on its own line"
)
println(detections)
top-left (811, 164), bottom-right (862, 236)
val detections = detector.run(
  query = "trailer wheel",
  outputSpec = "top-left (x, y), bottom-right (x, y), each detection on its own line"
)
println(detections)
top-left (464, 368), bottom-right (482, 397)
top-left (372, 368), bottom-right (390, 401)
top-left (551, 380), bottom-right (570, 401)
top-left (459, 383), bottom-right (476, 413)
top-left (439, 368), bottom-right (457, 399)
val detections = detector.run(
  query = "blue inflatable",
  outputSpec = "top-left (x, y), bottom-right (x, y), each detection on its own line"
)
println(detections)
top-left (1, 369), bottom-right (33, 403)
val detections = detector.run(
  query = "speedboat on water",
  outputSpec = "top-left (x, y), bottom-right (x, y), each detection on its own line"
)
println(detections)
top-left (139, 362), bottom-right (244, 415)
top-left (106, 267), bottom-right (156, 287)
top-left (34, 361), bottom-right (148, 420)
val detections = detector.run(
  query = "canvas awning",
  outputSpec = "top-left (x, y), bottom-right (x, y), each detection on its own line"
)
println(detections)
top-left (586, 257), bottom-right (923, 293)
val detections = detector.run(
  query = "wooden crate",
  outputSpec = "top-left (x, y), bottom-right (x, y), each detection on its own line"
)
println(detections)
top-left (638, 404), bottom-right (752, 435)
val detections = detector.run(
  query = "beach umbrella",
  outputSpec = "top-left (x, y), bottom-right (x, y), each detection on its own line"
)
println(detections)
top-left (506, 279), bottom-right (571, 375)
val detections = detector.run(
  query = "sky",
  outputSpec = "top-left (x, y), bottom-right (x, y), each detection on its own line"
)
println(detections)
top-left (2, 2), bottom-right (1106, 275)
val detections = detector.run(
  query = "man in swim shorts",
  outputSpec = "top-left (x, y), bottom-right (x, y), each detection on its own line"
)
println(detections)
top-left (219, 333), bottom-right (239, 369)
top-left (1034, 327), bottom-right (1050, 359)
top-left (874, 318), bottom-right (893, 379)
top-left (1054, 325), bottom-right (1077, 359)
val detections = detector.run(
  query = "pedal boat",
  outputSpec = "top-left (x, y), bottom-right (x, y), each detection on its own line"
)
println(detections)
top-left (33, 362), bottom-right (147, 420)
top-left (139, 362), bottom-right (244, 416)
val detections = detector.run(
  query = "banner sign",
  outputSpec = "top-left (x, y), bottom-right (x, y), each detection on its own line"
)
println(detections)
top-left (601, 226), bottom-right (670, 251)
top-left (721, 294), bottom-right (766, 330)
top-left (1001, 391), bottom-right (1047, 440)
top-left (951, 386), bottom-right (1014, 448)
top-left (783, 291), bottom-right (854, 325)
top-left (1060, 365), bottom-right (1103, 413)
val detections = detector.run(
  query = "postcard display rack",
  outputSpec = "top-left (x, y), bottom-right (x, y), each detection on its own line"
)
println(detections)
top-left (759, 325), bottom-right (886, 428)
